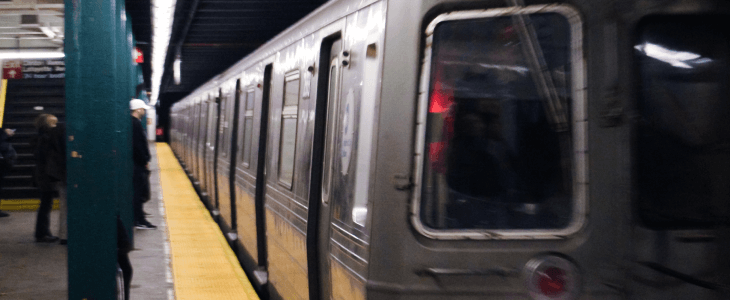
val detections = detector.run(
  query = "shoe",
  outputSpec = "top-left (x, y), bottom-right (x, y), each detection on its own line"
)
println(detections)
top-left (0, 211), bottom-right (9, 217)
top-left (59, 239), bottom-right (67, 245)
top-left (36, 235), bottom-right (59, 243)
top-left (135, 222), bottom-right (157, 230)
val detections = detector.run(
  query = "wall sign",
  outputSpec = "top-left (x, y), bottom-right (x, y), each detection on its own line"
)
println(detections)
top-left (2, 60), bottom-right (22, 79)
top-left (21, 59), bottom-right (65, 79)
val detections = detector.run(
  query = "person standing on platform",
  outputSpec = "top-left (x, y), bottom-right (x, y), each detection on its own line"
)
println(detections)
top-left (32, 114), bottom-right (60, 242)
top-left (130, 99), bottom-right (156, 229)
top-left (47, 123), bottom-right (67, 244)
top-left (0, 127), bottom-right (17, 218)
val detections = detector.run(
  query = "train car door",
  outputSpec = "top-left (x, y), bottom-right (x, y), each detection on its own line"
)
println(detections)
top-left (630, 15), bottom-right (730, 300)
top-left (199, 100), bottom-right (210, 197)
top-left (309, 37), bottom-right (341, 300)
top-left (255, 63), bottom-right (273, 278)
top-left (310, 39), bottom-right (342, 299)
top-left (205, 94), bottom-right (219, 208)
top-left (195, 99), bottom-right (208, 198)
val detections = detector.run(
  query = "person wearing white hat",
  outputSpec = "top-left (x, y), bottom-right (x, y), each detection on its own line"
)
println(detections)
top-left (130, 99), bottom-right (156, 229)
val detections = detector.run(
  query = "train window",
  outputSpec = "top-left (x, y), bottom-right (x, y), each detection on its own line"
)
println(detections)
top-left (416, 7), bottom-right (586, 237)
top-left (278, 72), bottom-right (301, 188)
top-left (219, 95), bottom-right (229, 158)
top-left (206, 101), bottom-right (216, 147)
top-left (635, 16), bottom-right (730, 229)
top-left (322, 63), bottom-right (339, 205)
top-left (236, 88), bottom-right (246, 165)
top-left (243, 90), bottom-right (255, 167)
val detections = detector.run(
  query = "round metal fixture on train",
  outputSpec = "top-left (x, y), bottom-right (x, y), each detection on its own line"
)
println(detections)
top-left (524, 254), bottom-right (580, 300)
top-left (342, 51), bottom-right (349, 57)
top-left (342, 60), bottom-right (349, 66)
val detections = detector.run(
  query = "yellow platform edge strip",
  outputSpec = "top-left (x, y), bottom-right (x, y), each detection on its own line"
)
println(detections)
top-left (156, 143), bottom-right (259, 300)
top-left (0, 199), bottom-right (60, 211)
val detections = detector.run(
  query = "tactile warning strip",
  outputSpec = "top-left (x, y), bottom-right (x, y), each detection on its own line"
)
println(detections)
top-left (156, 143), bottom-right (259, 300)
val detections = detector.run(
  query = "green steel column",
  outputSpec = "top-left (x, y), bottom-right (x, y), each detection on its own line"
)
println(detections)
top-left (65, 0), bottom-right (131, 298)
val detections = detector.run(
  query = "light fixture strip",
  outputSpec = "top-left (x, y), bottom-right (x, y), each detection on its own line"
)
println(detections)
top-left (0, 51), bottom-right (65, 59)
top-left (151, 0), bottom-right (177, 105)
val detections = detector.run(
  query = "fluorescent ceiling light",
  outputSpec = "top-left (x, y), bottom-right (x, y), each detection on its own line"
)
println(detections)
top-left (635, 43), bottom-right (707, 69)
top-left (0, 51), bottom-right (65, 59)
top-left (173, 55), bottom-right (181, 85)
top-left (150, 0), bottom-right (177, 106)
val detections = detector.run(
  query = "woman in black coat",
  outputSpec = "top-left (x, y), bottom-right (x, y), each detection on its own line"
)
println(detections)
top-left (33, 114), bottom-right (60, 243)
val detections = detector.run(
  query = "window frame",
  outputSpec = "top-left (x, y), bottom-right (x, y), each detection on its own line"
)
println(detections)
top-left (235, 87), bottom-right (247, 167)
top-left (241, 87), bottom-right (256, 168)
top-left (410, 4), bottom-right (588, 240)
top-left (277, 70), bottom-right (301, 189)
top-left (219, 93), bottom-right (230, 158)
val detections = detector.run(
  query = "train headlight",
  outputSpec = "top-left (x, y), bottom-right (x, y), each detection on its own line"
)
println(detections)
top-left (524, 254), bottom-right (580, 300)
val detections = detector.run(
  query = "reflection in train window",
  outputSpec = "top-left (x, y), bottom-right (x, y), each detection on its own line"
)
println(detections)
top-left (278, 72), bottom-right (300, 188)
top-left (635, 16), bottom-right (730, 229)
top-left (420, 13), bottom-right (574, 230)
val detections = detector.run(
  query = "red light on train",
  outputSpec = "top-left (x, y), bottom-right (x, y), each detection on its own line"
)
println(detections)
top-left (538, 267), bottom-right (567, 296)
top-left (524, 255), bottom-right (580, 300)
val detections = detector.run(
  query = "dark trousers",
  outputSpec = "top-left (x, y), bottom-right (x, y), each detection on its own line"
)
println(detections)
top-left (35, 190), bottom-right (55, 238)
top-left (133, 166), bottom-right (150, 224)
top-left (118, 252), bottom-right (132, 300)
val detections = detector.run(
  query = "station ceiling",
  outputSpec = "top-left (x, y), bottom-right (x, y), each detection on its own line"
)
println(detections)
top-left (125, 0), bottom-right (152, 98)
top-left (149, 0), bottom-right (329, 105)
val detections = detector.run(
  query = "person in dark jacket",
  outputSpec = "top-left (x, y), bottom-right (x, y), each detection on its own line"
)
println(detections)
top-left (33, 114), bottom-right (60, 242)
top-left (47, 123), bottom-right (67, 243)
top-left (0, 127), bottom-right (17, 218)
top-left (130, 99), bottom-right (156, 229)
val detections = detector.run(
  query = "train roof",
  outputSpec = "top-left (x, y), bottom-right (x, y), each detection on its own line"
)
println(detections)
top-left (172, 0), bottom-right (381, 108)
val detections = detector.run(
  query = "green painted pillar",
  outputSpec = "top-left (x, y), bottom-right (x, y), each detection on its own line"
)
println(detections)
top-left (65, 0), bottom-right (132, 298)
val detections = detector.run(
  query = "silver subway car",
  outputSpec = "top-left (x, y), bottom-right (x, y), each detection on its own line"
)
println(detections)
top-left (168, 0), bottom-right (730, 299)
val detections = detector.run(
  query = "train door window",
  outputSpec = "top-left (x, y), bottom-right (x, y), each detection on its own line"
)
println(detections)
top-left (238, 87), bottom-right (256, 168)
top-left (414, 6), bottom-right (586, 238)
top-left (278, 71), bottom-right (301, 188)
top-left (322, 59), bottom-right (340, 205)
top-left (236, 87), bottom-right (246, 165)
top-left (635, 16), bottom-right (730, 229)
top-left (220, 93), bottom-right (231, 158)
top-left (206, 99), bottom-right (216, 148)
top-left (242, 89), bottom-right (255, 168)
top-left (198, 102), bottom-right (206, 148)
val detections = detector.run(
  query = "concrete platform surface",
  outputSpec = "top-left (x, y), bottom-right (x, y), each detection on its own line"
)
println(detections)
top-left (0, 143), bottom-right (172, 300)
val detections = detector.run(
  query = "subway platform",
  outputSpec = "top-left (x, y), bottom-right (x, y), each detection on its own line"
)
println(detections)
top-left (0, 143), bottom-right (258, 300)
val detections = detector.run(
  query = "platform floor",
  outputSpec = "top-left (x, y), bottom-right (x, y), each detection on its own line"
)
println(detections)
top-left (0, 143), bottom-right (258, 299)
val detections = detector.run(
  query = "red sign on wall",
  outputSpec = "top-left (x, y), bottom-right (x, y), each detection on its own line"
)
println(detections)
top-left (2, 60), bottom-right (22, 79)
top-left (134, 47), bottom-right (144, 63)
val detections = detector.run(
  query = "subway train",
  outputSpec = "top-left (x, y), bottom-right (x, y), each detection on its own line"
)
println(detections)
top-left (168, 0), bottom-right (730, 299)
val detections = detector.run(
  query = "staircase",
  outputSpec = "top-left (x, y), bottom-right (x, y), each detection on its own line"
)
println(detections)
top-left (1, 78), bottom-right (65, 199)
